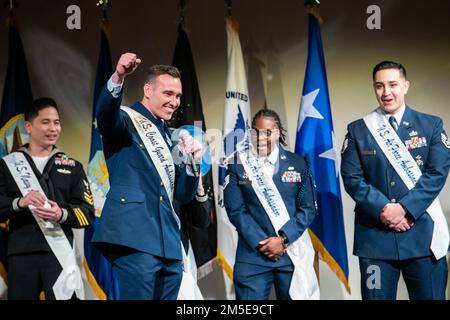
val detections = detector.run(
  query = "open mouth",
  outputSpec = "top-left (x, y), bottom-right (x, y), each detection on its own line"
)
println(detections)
top-left (257, 144), bottom-right (268, 152)
top-left (382, 98), bottom-right (393, 104)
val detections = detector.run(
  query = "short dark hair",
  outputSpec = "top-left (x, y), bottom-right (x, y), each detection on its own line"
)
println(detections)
top-left (372, 60), bottom-right (407, 80)
top-left (24, 97), bottom-right (59, 121)
top-left (144, 64), bottom-right (181, 85)
top-left (252, 108), bottom-right (287, 146)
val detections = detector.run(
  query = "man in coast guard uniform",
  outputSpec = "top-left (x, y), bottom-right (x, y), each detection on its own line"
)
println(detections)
top-left (224, 109), bottom-right (318, 300)
top-left (341, 61), bottom-right (450, 300)
top-left (92, 53), bottom-right (201, 299)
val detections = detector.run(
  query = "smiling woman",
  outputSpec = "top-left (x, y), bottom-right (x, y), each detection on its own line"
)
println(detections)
top-left (251, 109), bottom-right (287, 157)
top-left (224, 108), bottom-right (319, 300)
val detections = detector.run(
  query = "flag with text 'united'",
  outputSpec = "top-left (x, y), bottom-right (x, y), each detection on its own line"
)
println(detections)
top-left (0, 18), bottom-right (34, 298)
top-left (295, 13), bottom-right (350, 294)
top-left (217, 16), bottom-right (252, 300)
top-left (84, 20), bottom-right (119, 300)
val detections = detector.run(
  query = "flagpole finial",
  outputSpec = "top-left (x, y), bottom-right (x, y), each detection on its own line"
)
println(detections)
top-left (304, 0), bottom-right (323, 24)
top-left (96, 0), bottom-right (112, 20)
top-left (178, 0), bottom-right (187, 28)
top-left (3, 0), bottom-right (18, 18)
top-left (226, 0), bottom-right (232, 16)
top-left (304, 0), bottom-right (320, 8)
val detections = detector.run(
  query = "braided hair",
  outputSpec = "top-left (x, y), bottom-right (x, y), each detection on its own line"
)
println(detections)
top-left (251, 109), bottom-right (287, 146)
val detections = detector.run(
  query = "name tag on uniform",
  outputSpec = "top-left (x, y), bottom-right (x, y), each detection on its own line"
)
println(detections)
top-left (238, 172), bottom-right (252, 185)
top-left (361, 150), bottom-right (376, 156)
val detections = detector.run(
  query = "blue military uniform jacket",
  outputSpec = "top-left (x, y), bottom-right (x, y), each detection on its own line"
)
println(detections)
top-left (341, 106), bottom-right (450, 260)
top-left (92, 85), bottom-right (199, 261)
top-left (224, 147), bottom-right (317, 267)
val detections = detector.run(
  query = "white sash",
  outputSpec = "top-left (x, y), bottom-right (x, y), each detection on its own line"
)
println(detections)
top-left (120, 106), bottom-right (203, 300)
top-left (3, 152), bottom-right (84, 300)
top-left (364, 111), bottom-right (450, 260)
top-left (238, 148), bottom-right (320, 300)
top-left (177, 240), bottom-right (203, 300)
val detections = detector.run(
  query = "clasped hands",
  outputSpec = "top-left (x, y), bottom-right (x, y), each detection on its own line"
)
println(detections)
top-left (379, 203), bottom-right (414, 232)
top-left (18, 191), bottom-right (62, 223)
top-left (258, 236), bottom-right (286, 261)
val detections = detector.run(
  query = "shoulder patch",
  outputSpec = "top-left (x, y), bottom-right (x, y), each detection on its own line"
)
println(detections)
top-left (441, 133), bottom-right (450, 149)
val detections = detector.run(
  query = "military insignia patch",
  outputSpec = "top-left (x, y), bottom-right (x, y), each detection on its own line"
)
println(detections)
top-left (73, 208), bottom-right (89, 226)
top-left (415, 155), bottom-right (424, 167)
top-left (288, 166), bottom-right (295, 171)
top-left (281, 170), bottom-right (301, 183)
top-left (84, 192), bottom-right (94, 205)
top-left (280, 154), bottom-right (287, 160)
top-left (341, 136), bottom-right (348, 154)
top-left (57, 168), bottom-right (71, 174)
top-left (83, 179), bottom-right (92, 193)
top-left (441, 133), bottom-right (450, 149)
top-left (405, 136), bottom-right (427, 150)
top-left (409, 130), bottom-right (418, 137)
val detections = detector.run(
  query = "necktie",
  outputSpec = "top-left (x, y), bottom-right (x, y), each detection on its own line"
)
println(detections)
top-left (388, 116), bottom-right (398, 131)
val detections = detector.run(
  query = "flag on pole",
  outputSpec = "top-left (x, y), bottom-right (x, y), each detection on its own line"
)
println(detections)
top-left (168, 23), bottom-right (217, 277)
top-left (83, 19), bottom-right (119, 300)
top-left (217, 16), bottom-right (252, 299)
top-left (0, 17), bottom-right (34, 298)
top-left (295, 9), bottom-right (350, 294)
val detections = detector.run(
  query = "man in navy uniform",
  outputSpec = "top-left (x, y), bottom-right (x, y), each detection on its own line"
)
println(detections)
top-left (0, 97), bottom-right (95, 299)
top-left (92, 53), bottom-right (201, 300)
top-left (224, 109), bottom-right (319, 300)
top-left (341, 60), bottom-right (450, 300)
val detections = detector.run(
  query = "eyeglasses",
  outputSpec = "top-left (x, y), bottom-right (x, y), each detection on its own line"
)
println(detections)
top-left (250, 128), bottom-right (278, 138)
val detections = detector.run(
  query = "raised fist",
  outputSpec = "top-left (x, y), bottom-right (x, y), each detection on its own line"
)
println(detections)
top-left (112, 52), bottom-right (142, 83)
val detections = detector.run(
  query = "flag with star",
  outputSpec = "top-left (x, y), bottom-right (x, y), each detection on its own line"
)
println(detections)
top-left (0, 17), bottom-right (34, 298)
top-left (83, 19), bottom-right (119, 300)
top-left (167, 23), bottom-right (217, 278)
top-left (295, 10), bottom-right (350, 294)
top-left (217, 16), bottom-right (252, 300)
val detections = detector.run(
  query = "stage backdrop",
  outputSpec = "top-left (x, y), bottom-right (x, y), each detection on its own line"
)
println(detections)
top-left (0, 0), bottom-right (449, 299)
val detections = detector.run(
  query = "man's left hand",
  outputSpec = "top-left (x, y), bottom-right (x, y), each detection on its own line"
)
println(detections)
top-left (33, 200), bottom-right (62, 222)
